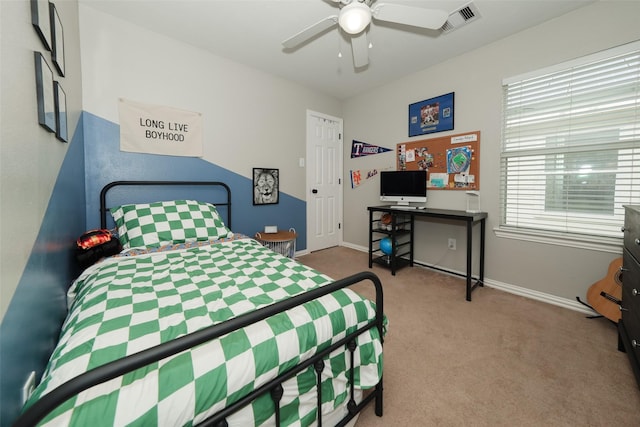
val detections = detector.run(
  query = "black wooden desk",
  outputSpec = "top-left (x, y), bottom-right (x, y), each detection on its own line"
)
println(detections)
top-left (368, 206), bottom-right (487, 301)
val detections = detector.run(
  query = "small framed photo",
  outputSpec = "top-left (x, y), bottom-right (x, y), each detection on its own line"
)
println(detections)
top-left (34, 52), bottom-right (56, 133)
top-left (408, 92), bottom-right (455, 137)
top-left (54, 81), bottom-right (68, 142)
top-left (31, 0), bottom-right (52, 51)
top-left (50, 2), bottom-right (65, 76)
top-left (253, 168), bottom-right (279, 205)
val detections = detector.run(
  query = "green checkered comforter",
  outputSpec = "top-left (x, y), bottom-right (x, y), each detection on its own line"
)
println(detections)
top-left (25, 236), bottom-right (385, 426)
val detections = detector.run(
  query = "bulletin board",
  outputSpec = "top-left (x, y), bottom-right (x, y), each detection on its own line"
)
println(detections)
top-left (397, 131), bottom-right (480, 190)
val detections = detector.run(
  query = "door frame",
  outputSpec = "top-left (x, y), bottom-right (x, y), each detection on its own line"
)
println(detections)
top-left (306, 109), bottom-right (344, 253)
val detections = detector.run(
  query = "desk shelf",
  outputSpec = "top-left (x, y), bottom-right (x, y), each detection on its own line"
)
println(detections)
top-left (371, 255), bottom-right (411, 270)
top-left (368, 211), bottom-right (414, 275)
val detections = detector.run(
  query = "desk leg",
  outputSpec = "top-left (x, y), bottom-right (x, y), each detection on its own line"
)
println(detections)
top-left (466, 220), bottom-right (473, 301)
top-left (368, 210), bottom-right (374, 269)
top-left (390, 215), bottom-right (397, 276)
top-left (479, 219), bottom-right (485, 287)
top-left (409, 215), bottom-right (414, 267)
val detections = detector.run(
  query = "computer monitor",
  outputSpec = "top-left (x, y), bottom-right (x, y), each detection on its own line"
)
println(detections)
top-left (379, 170), bottom-right (427, 206)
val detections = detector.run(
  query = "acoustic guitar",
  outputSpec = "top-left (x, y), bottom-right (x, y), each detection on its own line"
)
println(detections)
top-left (586, 257), bottom-right (623, 323)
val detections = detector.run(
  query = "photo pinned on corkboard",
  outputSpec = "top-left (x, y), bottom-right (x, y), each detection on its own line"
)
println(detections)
top-left (397, 131), bottom-right (480, 190)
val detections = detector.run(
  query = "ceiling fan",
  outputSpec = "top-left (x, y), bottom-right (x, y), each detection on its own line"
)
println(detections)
top-left (282, 0), bottom-right (449, 68)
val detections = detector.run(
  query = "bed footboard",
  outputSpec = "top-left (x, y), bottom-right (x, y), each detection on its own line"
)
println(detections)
top-left (13, 271), bottom-right (384, 427)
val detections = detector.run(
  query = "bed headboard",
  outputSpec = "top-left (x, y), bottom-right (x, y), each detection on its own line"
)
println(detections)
top-left (99, 180), bottom-right (232, 229)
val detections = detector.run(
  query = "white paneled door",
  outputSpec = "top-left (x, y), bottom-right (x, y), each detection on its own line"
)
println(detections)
top-left (306, 111), bottom-right (343, 252)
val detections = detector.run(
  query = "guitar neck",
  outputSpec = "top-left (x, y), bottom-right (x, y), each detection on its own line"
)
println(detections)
top-left (599, 290), bottom-right (621, 306)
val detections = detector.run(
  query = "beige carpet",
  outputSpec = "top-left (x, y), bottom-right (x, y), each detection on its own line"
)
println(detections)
top-left (297, 246), bottom-right (640, 426)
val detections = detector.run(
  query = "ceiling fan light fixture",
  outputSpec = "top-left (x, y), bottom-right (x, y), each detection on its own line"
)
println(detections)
top-left (338, 2), bottom-right (371, 35)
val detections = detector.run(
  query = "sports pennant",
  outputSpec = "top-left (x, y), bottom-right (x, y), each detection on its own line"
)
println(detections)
top-left (351, 140), bottom-right (392, 158)
top-left (350, 169), bottom-right (379, 188)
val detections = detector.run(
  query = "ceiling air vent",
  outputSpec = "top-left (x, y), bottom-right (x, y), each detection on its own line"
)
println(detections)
top-left (441, 2), bottom-right (481, 34)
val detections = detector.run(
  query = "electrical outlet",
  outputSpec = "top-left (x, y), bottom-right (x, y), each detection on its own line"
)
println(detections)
top-left (21, 371), bottom-right (36, 405)
top-left (448, 238), bottom-right (456, 250)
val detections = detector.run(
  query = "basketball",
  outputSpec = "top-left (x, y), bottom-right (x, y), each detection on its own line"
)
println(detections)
top-left (380, 214), bottom-right (392, 231)
top-left (380, 237), bottom-right (394, 255)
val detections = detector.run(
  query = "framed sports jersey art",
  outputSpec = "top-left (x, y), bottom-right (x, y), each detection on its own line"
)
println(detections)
top-left (408, 92), bottom-right (455, 137)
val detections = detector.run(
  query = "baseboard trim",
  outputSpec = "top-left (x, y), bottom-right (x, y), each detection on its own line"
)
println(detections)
top-left (339, 242), bottom-right (597, 316)
top-left (481, 278), bottom-right (596, 315)
top-left (294, 249), bottom-right (309, 258)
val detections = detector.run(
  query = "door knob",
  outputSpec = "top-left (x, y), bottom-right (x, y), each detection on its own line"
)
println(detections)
top-left (312, 189), bottom-right (318, 194)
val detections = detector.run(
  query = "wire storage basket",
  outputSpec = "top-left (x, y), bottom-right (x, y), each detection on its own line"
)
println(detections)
top-left (254, 228), bottom-right (297, 258)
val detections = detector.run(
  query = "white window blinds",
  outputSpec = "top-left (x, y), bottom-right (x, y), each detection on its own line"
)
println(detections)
top-left (500, 41), bottom-right (640, 239)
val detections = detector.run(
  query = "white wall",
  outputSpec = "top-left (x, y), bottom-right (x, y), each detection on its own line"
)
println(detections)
top-left (0, 0), bottom-right (83, 319)
top-left (79, 5), bottom-right (342, 201)
top-left (342, 1), bottom-right (640, 302)
top-left (4, 0), bottom-right (638, 319)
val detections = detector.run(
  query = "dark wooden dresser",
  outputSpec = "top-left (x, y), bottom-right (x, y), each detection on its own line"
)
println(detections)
top-left (619, 205), bottom-right (640, 388)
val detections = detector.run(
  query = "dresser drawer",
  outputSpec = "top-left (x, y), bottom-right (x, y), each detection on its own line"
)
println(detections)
top-left (624, 205), bottom-right (640, 263)
top-left (623, 247), bottom-right (640, 291)
top-left (621, 249), bottom-right (640, 362)
top-left (622, 249), bottom-right (640, 309)
top-left (622, 282), bottom-right (640, 329)
top-left (620, 312), bottom-right (640, 363)
top-left (621, 205), bottom-right (640, 389)
top-left (619, 317), bottom-right (640, 384)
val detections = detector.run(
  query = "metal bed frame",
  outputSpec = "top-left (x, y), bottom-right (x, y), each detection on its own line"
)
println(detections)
top-left (99, 180), bottom-right (233, 230)
top-left (14, 181), bottom-right (384, 427)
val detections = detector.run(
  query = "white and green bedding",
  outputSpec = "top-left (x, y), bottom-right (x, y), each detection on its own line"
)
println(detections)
top-left (24, 235), bottom-right (385, 426)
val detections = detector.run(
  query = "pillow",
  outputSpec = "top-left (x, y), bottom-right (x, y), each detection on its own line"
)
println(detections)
top-left (110, 199), bottom-right (231, 249)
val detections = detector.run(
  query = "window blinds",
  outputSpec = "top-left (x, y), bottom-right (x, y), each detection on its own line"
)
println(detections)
top-left (500, 41), bottom-right (640, 239)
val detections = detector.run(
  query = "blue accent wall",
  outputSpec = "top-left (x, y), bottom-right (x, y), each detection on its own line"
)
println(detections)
top-left (82, 112), bottom-right (307, 247)
top-left (0, 118), bottom-right (87, 426)
top-left (1, 111), bottom-right (307, 425)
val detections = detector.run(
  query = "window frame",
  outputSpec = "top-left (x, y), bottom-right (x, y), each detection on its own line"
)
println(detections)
top-left (498, 41), bottom-right (640, 252)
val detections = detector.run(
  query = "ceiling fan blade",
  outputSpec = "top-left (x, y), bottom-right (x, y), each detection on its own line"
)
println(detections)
top-left (282, 15), bottom-right (338, 49)
top-left (372, 3), bottom-right (448, 30)
top-left (350, 31), bottom-right (369, 68)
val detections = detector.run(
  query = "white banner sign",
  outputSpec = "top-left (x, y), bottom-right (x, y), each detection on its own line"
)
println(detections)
top-left (119, 98), bottom-right (203, 157)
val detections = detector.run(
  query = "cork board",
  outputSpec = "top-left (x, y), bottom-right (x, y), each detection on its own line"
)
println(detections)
top-left (397, 131), bottom-right (480, 190)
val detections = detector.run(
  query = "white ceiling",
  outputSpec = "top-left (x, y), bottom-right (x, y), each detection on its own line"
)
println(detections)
top-left (82, 0), bottom-right (596, 99)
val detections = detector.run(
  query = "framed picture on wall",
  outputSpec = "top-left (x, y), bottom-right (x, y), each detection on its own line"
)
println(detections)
top-left (34, 52), bottom-right (56, 133)
top-left (31, 0), bottom-right (52, 51)
top-left (408, 92), bottom-right (455, 137)
top-left (54, 81), bottom-right (68, 142)
top-left (51, 2), bottom-right (65, 76)
top-left (253, 168), bottom-right (279, 205)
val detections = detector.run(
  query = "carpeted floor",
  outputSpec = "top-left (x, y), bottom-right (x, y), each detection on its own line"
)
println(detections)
top-left (297, 246), bottom-right (640, 426)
